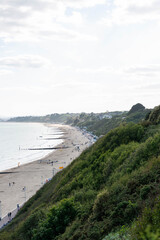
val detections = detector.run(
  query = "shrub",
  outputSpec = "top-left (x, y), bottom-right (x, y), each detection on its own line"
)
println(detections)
top-left (131, 197), bottom-right (160, 240)
top-left (140, 185), bottom-right (152, 200)
top-left (32, 198), bottom-right (77, 240)
top-left (92, 190), bottom-right (109, 221)
top-left (19, 209), bottom-right (46, 240)
top-left (147, 105), bottom-right (160, 124)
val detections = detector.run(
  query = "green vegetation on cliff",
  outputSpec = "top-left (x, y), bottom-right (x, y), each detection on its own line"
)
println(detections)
top-left (1, 105), bottom-right (160, 240)
top-left (8, 103), bottom-right (150, 137)
top-left (76, 103), bottom-right (150, 136)
top-left (145, 105), bottom-right (160, 124)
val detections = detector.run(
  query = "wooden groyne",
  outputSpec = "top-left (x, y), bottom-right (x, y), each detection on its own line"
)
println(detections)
top-left (0, 172), bottom-right (17, 175)
top-left (46, 133), bottom-right (67, 135)
top-left (42, 137), bottom-right (67, 140)
top-left (28, 146), bottom-right (69, 150)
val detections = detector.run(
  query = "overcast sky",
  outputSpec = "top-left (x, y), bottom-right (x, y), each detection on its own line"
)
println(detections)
top-left (0, 0), bottom-right (160, 116)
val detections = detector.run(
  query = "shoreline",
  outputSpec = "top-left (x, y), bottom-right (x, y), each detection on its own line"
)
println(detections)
top-left (0, 122), bottom-right (64, 173)
top-left (0, 124), bottom-right (94, 218)
top-left (0, 123), bottom-right (65, 174)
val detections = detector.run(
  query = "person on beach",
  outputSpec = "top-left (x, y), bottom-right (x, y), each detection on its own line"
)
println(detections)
top-left (8, 212), bottom-right (12, 221)
top-left (17, 204), bottom-right (20, 211)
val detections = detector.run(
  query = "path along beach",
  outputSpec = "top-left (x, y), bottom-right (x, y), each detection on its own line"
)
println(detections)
top-left (0, 124), bottom-right (95, 222)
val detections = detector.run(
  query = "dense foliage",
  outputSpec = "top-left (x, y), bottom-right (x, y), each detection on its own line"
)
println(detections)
top-left (145, 105), bottom-right (160, 124)
top-left (74, 105), bottom-right (150, 136)
top-left (1, 105), bottom-right (160, 240)
top-left (131, 196), bottom-right (160, 240)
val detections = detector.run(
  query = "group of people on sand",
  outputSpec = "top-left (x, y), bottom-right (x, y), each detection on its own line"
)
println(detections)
top-left (8, 182), bottom-right (15, 187)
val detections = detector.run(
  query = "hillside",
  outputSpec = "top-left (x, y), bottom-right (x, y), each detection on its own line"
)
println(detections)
top-left (75, 103), bottom-right (150, 136)
top-left (145, 105), bottom-right (160, 124)
top-left (128, 103), bottom-right (145, 115)
top-left (7, 111), bottom-right (122, 127)
top-left (8, 113), bottom-right (79, 123)
top-left (7, 104), bottom-right (150, 137)
top-left (1, 105), bottom-right (160, 240)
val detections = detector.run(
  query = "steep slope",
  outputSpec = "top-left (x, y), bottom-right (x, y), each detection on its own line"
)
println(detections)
top-left (79, 103), bottom-right (150, 136)
top-left (0, 106), bottom-right (160, 240)
top-left (145, 105), bottom-right (160, 124)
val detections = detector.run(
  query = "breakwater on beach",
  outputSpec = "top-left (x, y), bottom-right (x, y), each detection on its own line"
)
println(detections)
top-left (0, 122), bottom-right (63, 172)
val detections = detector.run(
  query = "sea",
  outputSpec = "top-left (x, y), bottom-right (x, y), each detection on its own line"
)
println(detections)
top-left (0, 122), bottom-right (63, 172)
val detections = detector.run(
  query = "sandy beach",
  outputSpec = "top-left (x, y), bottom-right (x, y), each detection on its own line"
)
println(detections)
top-left (0, 124), bottom-right (94, 219)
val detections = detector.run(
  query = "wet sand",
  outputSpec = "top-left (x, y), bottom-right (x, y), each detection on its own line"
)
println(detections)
top-left (0, 124), bottom-right (93, 218)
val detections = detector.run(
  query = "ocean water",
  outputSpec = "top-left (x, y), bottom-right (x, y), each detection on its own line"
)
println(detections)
top-left (0, 122), bottom-right (63, 172)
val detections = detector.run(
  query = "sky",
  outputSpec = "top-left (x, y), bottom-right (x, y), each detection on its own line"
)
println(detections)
top-left (0, 0), bottom-right (160, 117)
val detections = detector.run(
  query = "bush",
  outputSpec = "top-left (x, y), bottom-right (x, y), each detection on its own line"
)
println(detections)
top-left (147, 105), bottom-right (160, 124)
top-left (19, 209), bottom-right (46, 240)
top-left (32, 198), bottom-right (77, 240)
top-left (131, 197), bottom-right (160, 240)
top-left (101, 123), bottom-right (144, 152)
top-left (140, 185), bottom-right (152, 200)
top-left (92, 190), bottom-right (110, 221)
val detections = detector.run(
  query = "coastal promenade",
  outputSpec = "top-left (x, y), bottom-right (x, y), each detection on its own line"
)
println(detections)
top-left (0, 204), bottom-right (23, 229)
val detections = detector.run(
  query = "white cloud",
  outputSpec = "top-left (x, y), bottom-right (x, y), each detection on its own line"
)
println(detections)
top-left (62, 0), bottom-right (106, 9)
top-left (101, 0), bottom-right (160, 26)
top-left (75, 66), bottom-right (114, 73)
top-left (56, 64), bottom-right (160, 79)
top-left (124, 64), bottom-right (160, 77)
top-left (135, 83), bottom-right (160, 91)
top-left (72, 64), bottom-right (160, 82)
top-left (0, 55), bottom-right (50, 68)
top-left (0, 0), bottom-right (104, 42)
top-left (57, 11), bottom-right (84, 26)
top-left (0, 69), bottom-right (12, 75)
